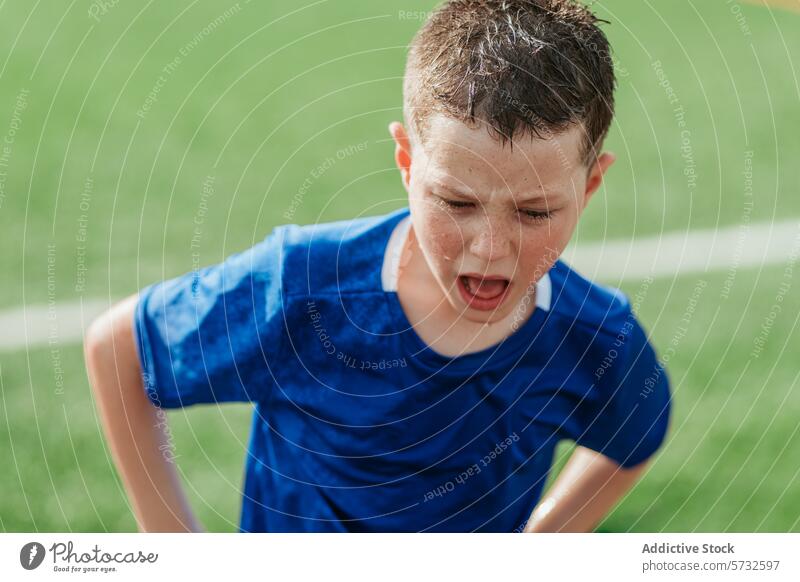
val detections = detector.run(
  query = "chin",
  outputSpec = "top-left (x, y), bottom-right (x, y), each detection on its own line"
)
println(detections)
top-left (450, 294), bottom-right (514, 323)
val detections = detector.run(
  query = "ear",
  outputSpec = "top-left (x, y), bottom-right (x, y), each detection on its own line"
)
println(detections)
top-left (389, 121), bottom-right (412, 191)
top-left (582, 151), bottom-right (616, 211)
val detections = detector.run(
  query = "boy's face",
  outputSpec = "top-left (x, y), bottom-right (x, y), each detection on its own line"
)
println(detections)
top-left (390, 113), bottom-right (615, 325)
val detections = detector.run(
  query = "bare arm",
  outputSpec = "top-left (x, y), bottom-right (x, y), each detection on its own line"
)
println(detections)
top-left (523, 446), bottom-right (648, 533)
top-left (84, 294), bottom-right (203, 532)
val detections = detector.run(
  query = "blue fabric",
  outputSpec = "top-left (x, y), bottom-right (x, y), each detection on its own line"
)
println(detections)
top-left (133, 206), bottom-right (672, 532)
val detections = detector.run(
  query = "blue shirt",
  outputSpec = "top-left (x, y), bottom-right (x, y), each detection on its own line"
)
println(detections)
top-left (133, 206), bottom-right (671, 532)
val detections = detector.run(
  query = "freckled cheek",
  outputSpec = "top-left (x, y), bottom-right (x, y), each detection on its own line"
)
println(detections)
top-left (416, 212), bottom-right (465, 264)
top-left (547, 215), bottom-right (576, 251)
top-left (516, 229), bottom-right (567, 279)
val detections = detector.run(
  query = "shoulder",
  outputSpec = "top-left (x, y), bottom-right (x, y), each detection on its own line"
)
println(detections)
top-left (278, 207), bottom-right (410, 296)
top-left (545, 258), bottom-right (666, 396)
top-left (547, 257), bottom-right (637, 340)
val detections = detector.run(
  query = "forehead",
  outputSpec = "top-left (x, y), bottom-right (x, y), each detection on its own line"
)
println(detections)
top-left (416, 113), bottom-right (585, 194)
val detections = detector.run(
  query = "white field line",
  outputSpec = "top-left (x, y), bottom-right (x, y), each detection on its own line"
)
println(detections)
top-left (2, 219), bottom-right (799, 353)
top-left (0, 298), bottom-right (112, 352)
top-left (562, 218), bottom-right (800, 283)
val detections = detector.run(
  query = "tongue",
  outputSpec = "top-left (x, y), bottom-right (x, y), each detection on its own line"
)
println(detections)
top-left (466, 276), bottom-right (507, 299)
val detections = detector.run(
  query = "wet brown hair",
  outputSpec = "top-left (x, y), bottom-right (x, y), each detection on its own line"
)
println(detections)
top-left (403, 0), bottom-right (616, 165)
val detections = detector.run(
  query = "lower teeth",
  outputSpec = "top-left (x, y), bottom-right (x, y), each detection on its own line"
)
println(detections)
top-left (462, 277), bottom-right (506, 298)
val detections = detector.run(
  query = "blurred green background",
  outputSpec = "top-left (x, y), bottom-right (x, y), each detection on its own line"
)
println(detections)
top-left (0, 0), bottom-right (798, 532)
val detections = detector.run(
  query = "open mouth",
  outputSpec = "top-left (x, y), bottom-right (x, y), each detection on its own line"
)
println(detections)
top-left (457, 274), bottom-right (511, 311)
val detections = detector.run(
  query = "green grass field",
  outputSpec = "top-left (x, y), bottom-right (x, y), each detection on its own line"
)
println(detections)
top-left (1, 0), bottom-right (799, 531)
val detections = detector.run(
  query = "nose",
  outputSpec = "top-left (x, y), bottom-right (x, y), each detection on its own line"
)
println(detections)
top-left (468, 216), bottom-right (512, 262)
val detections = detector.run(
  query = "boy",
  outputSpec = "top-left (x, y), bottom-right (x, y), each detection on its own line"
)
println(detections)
top-left (85, 0), bottom-right (671, 532)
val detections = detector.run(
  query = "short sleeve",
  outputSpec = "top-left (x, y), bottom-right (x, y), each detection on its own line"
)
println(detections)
top-left (575, 316), bottom-right (672, 468)
top-left (132, 227), bottom-right (285, 409)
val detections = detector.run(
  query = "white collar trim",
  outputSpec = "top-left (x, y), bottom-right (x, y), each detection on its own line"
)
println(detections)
top-left (381, 215), bottom-right (413, 292)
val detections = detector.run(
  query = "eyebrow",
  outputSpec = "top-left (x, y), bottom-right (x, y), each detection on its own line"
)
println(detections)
top-left (432, 180), bottom-right (560, 205)
top-left (432, 181), bottom-right (473, 198)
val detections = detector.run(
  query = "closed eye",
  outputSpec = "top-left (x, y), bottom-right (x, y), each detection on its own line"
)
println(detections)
top-left (521, 209), bottom-right (554, 222)
top-left (438, 196), bottom-right (555, 222)
top-left (440, 198), bottom-right (474, 209)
